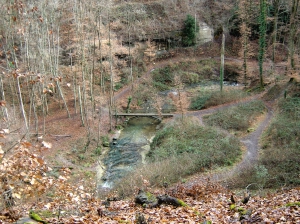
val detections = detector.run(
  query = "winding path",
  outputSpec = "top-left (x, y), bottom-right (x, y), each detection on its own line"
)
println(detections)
top-left (169, 93), bottom-right (275, 184)
top-left (111, 56), bottom-right (287, 185)
top-left (208, 103), bottom-right (274, 183)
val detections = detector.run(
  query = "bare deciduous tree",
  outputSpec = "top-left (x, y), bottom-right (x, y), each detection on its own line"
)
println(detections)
top-left (173, 75), bottom-right (188, 121)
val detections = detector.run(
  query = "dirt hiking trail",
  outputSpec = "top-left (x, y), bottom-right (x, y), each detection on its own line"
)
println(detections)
top-left (111, 55), bottom-right (289, 187)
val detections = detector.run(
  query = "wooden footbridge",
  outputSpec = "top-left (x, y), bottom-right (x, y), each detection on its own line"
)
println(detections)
top-left (115, 112), bottom-right (174, 118)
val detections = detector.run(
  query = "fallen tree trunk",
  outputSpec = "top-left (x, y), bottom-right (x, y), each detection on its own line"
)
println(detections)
top-left (156, 194), bottom-right (185, 207)
top-left (135, 190), bottom-right (186, 208)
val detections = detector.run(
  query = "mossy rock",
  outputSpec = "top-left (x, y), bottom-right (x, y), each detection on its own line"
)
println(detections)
top-left (135, 190), bottom-right (157, 206)
top-left (237, 207), bottom-right (247, 215)
top-left (145, 191), bottom-right (157, 203)
top-left (247, 128), bottom-right (255, 133)
top-left (230, 204), bottom-right (236, 210)
top-left (177, 199), bottom-right (187, 207)
top-left (135, 190), bottom-right (187, 207)
top-left (286, 202), bottom-right (300, 207)
top-left (102, 141), bottom-right (110, 147)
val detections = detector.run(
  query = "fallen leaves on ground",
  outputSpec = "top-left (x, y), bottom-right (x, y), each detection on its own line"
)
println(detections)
top-left (1, 142), bottom-right (300, 223)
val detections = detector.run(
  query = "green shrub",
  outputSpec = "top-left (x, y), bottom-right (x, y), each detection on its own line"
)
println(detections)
top-left (198, 65), bottom-right (214, 78)
top-left (152, 81), bottom-right (170, 91)
top-left (181, 72), bottom-right (199, 84)
top-left (279, 97), bottom-right (300, 119)
top-left (190, 94), bottom-right (211, 110)
top-left (263, 98), bottom-right (300, 147)
top-left (182, 14), bottom-right (199, 46)
top-left (132, 81), bottom-right (155, 104)
top-left (263, 84), bottom-right (285, 101)
top-left (94, 147), bottom-right (102, 156)
top-left (204, 100), bottom-right (266, 132)
top-left (204, 90), bottom-right (249, 108)
top-left (149, 59), bottom-right (217, 92)
top-left (189, 89), bottom-right (249, 110)
top-left (101, 135), bottom-right (109, 143)
top-left (259, 97), bottom-right (300, 187)
top-left (77, 154), bottom-right (85, 161)
top-left (114, 117), bottom-right (241, 197)
top-left (254, 165), bottom-right (269, 188)
top-left (114, 82), bottom-right (123, 91)
top-left (152, 66), bottom-right (174, 85)
top-left (149, 118), bottom-right (241, 166)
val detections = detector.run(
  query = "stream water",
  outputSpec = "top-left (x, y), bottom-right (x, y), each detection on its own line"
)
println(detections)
top-left (97, 83), bottom-right (241, 190)
top-left (98, 117), bottom-right (161, 189)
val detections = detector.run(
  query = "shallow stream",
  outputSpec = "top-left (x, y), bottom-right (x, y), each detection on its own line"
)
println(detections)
top-left (97, 81), bottom-right (241, 190)
top-left (98, 117), bottom-right (161, 189)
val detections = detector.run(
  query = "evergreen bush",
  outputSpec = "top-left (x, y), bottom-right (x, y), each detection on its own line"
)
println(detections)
top-left (182, 14), bottom-right (199, 47)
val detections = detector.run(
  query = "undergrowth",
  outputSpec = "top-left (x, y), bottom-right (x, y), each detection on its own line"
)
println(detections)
top-left (148, 117), bottom-right (241, 164)
top-left (151, 59), bottom-right (216, 91)
top-left (262, 84), bottom-right (285, 101)
top-left (203, 100), bottom-right (266, 133)
top-left (189, 89), bottom-right (250, 110)
top-left (259, 96), bottom-right (300, 186)
top-left (228, 95), bottom-right (300, 189)
top-left (113, 117), bottom-right (241, 197)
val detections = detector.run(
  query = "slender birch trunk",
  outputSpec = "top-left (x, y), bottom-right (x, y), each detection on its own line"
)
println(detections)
top-left (17, 76), bottom-right (28, 131)
top-left (288, 0), bottom-right (299, 69)
top-left (0, 76), bottom-right (9, 123)
top-left (259, 0), bottom-right (267, 89)
top-left (272, 0), bottom-right (280, 65)
top-left (108, 12), bottom-right (114, 131)
top-left (78, 86), bottom-right (85, 127)
top-left (220, 33), bottom-right (225, 92)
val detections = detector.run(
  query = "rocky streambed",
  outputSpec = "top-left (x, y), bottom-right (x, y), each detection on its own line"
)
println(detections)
top-left (97, 117), bottom-right (161, 189)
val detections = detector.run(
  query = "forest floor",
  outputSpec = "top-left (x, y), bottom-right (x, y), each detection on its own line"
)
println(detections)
top-left (4, 53), bottom-right (299, 223)
top-left (40, 52), bottom-right (285, 180)
top-left (33, 51), bottom-right (290, 187)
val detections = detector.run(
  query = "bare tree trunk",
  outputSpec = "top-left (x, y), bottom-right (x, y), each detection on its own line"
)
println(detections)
top-left (78, 86), bottom-right (85, 127)
top-left (98, 14), bottom-right (105, 93)
top-left (31, 87), bottom-right (39, 135)
top-left (239, 0), bottom-right (254, 85)
top-left (97, 100), bottom-right (102, 147)
top-left (288, 0), bottom-right (299, 69)
top-left (28, 81), bottom-right (39, 134)
top-left (9, 78), bottom-right (17, 124)
top-left (174, 75), bottom-right (187, 121)
top-left (153, 95), bottom-right (163, 118)
top-left (0, 75), bottom-right (9, 123)
top-left (71, 56), bottom-right (78, 114)
top-left (41, 87), bottom-right (47, 135)
top-left (108, 12), bottom-right (114, 131)
top-left (17, 76), bottom-right (28, 131)
top-left (56, 27), bottom-right (70, 117)
top-left (56, 80), bottom-right (71, 117)
top-left (272, 0), bottom-right (280, 65)
top-left (259, 0), bottom-right (267, 89)
top-left (91, 29), bottom-right (96, 112)
top-left (220, 33), bottom-right (225, 92)
top-left (127, 11), bottom-right (134, 91)
top-left (243, 37), bottom-right (248, 85)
